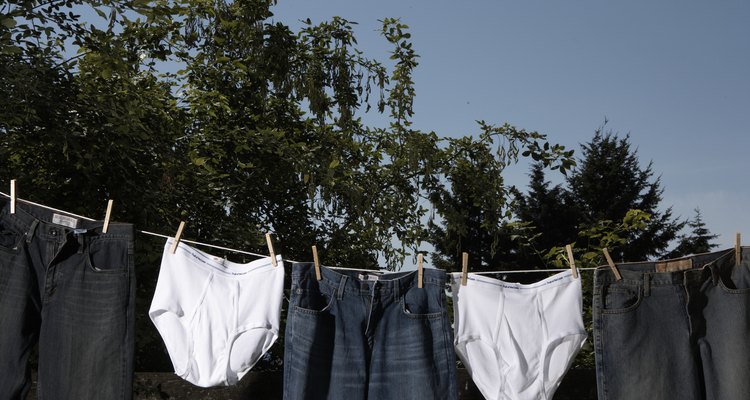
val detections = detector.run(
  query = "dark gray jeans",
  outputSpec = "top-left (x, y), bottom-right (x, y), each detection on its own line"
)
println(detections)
top-left (0, 200), bottom-right (135, 399)
top-left (593, 248), bottom-right (750, 400)
top-left (283, 263), bottom-right (458, 400)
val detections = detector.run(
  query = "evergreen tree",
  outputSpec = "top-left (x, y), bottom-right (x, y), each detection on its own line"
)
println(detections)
top-left (427, 137), bottom-right (512, 272)
top-left (663, 208), bottom-right (719, 258)
top-left (566, 128), bottom-right (684, 261)
top-left (513, 162), bottom-right (580, 266)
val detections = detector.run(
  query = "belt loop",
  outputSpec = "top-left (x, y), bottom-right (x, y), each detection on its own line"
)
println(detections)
top-left (25, 219), bottom-right (39, 244)
top-left (337, 275), bottom-right (348, 300)
top-left (394, 277), bottom-right (401, 299)
top-left (77, 234), bottom-right (85, 254)
top-left (710, 263), bottom-right (721, 286)
top-left (643, 274), bottom-right (651, 297)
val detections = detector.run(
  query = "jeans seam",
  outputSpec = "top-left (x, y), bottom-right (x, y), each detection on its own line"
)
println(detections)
top-left (283, 304), bottom-right (295, 400)
top-left (441, 310), bottom-right (454, 397)
top-left (596, 318), bottom-right (608, 400)
top-left (593, 285), bottom-right (608, 400)
top-left (122, 247), bottom-right (135, 400)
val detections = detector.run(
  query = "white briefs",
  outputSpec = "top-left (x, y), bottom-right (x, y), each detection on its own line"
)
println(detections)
top-left (149, 240), bottom-right (284, 387)
top-left (451, 270), bottom-right (587, 400)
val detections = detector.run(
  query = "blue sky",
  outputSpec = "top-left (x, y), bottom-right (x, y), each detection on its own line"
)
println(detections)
top-left (272, 0), bottom-right (750, 250)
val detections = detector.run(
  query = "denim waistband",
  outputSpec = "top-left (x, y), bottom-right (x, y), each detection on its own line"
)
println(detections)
top-left (1, 199), bottom-right (133, 239)
top-left (291, 262), bottom-right (446, 297)
top-left (595, 248), bottom-right (736, 287)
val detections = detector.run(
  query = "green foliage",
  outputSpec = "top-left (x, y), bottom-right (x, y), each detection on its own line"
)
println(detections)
top-left (2, 0), bottom-right (578, 271)
top-left (427, 124), bottom-right (576, 272)
top-left (1, 0), bottom-right (578, 373)
top-left (542, 209), bottom-right (651, 269)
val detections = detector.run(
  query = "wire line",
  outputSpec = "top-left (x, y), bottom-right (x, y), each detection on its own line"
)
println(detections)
top-left (1, 192), bottom-right (598, 273)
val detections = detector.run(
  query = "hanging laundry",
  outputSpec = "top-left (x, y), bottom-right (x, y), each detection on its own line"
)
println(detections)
top-left (283, 263), bottom-right (458, 400)
top-left (149, 239), bottom-right (284, 387)
top-left (593, 247), bottom-right (750, 400)
top-left (451, 270), bottom-right (587, 400)
top-left (0, 199), bottom-right (136, 399)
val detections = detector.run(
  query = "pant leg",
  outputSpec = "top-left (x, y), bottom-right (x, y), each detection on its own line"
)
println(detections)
top-left (0, 204), bottom-right (41, 400)
top-left (283, 263), bottom-right (369, 400)
top-left (368, 269), bottom-right (458, 400)
top-left (697, 248), bottom-right (750, 400)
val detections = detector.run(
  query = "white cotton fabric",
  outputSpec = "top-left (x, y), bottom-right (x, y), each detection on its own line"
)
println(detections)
top-left (149, 239), bottom-right (284, 387)
top-left (451, 270), bottom-right (587, 400)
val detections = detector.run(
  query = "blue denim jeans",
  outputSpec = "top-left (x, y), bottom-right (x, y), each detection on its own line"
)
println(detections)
top-left (0, 200), bottom-right (135, 399)
top-left (283, 263), bottom-right (458, 400)
top-left (593, 248), bottom-right (750, 400)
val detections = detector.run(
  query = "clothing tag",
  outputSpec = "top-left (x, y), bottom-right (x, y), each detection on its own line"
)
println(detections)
top-left (73, 228), bottom-right (88, 236)
top-left (52, 213), bottom-right (78, 229)
top-left (358, 273), bottom-right (380, 282)
top-left (655, 259), bottom-right (693, 273)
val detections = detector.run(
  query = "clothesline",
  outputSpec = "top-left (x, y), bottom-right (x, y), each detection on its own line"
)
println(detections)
top-left (138, 229), bottom-right (270, 258)
top-left (471, 267), bottom-right (598, 274)
top-left (0, 191), bottom-right (277, 256)
top-left (1, 192), bottom-right (599, 274)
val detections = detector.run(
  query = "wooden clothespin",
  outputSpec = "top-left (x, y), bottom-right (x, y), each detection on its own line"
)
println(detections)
top-left (312, 245), bottom-right (321, 280)
top-left (461, 252), bottom-right (469, 286)
top-left (417, 253), bottom-right (424, 289)
top-left (266, 233), bottom-right (278, 267)
top-left (736, 232), bottom-right (742, 267)
top-left (170, 221), bottom-right (185, 254)
top-left (10, 179), bottom-right (16, 214)
top-left (565, 244), bottom-right (578, 279)
top-left (102, 200), bottom-right (114, 233)
top-left (602, 247), bottom-right (622, 281)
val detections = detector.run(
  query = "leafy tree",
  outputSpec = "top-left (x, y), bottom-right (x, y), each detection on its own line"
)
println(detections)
top-left (170, 3), bottom-right (441, 268)
top-left (663, 208), bottom-right (719, 258)
top-left (2, 0), bottom-right (580, 374)
top-left (565, 126), bottom-right (684, 261)
top-left (427, 123), bottom-right (576, 272)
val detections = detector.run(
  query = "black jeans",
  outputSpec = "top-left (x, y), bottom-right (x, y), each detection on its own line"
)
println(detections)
top-left (0, 200), bottom-right (135, 399)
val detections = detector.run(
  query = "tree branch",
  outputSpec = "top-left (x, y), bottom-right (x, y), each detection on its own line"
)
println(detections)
top-left (52, 50), bottom-right (91, 69)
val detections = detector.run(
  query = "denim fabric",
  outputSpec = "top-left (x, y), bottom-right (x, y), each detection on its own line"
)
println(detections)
top-left (283, 263), bottom-right (458, 400)
top-left (0, 200), bottom-right (135, 400)
top-left (593, 248), bottom-right (750, 400)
